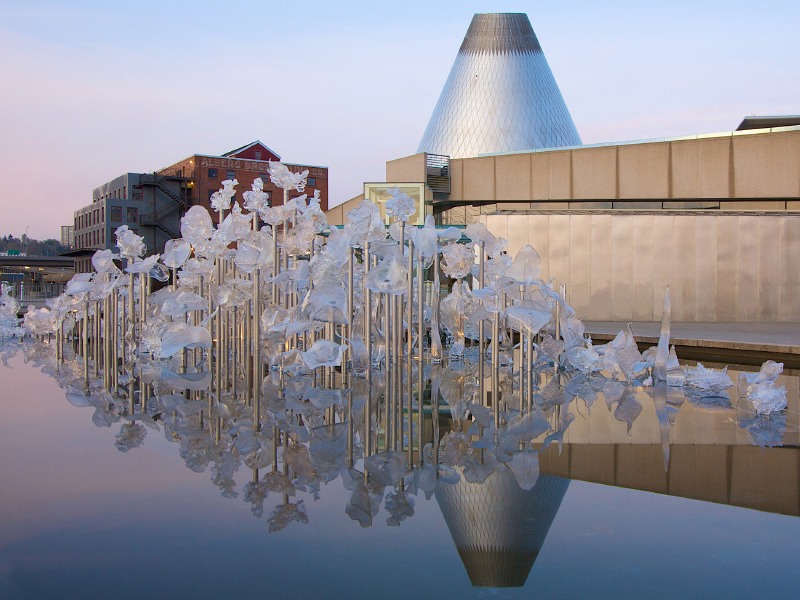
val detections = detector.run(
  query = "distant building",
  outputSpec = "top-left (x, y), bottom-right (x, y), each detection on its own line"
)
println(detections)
top-left (60, 225), bottom-right (74, 248)
top-left (71, 141), bottom-right (328, 272)
top-left (157, 140), bottom-right (329, 214)
top-left (72, 172), bottom-right (187, 272)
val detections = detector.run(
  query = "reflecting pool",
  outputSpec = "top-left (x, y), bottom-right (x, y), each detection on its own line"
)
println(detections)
top-left (1, 339), bottom-right (800, 599)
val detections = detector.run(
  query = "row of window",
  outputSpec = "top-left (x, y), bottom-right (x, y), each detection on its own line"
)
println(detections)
top-left (76, 258), bottom-right (94, 273)
top-left (75, 206), bottom-right (138, 230)
top-left (109, 206), bottom-right (138, 223)
top-left (76, 226), bottom-right (140, 250)
top-left (208, 169), bottom-right (237, 179)
top-left (77, 229), bottom-right (104, 248)
top-left (207, 190), bottom-right (272, 202)
top-left (206, 169), bottom-right (316, 188)
top-left (76, 207), bottom-right (104, 230)
top-left (98, 186), bottom-right (127, 202)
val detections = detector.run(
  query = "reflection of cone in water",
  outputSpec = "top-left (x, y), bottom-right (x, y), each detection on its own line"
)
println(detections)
top-left (435, 467), bottom-right (569, 587)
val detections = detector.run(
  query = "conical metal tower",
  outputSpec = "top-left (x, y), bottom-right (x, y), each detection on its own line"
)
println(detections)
top-left (418, 13), bottom-right (581, 158)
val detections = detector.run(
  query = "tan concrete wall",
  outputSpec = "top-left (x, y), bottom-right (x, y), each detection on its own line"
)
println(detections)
top-left (671, 137), bottom-right (730, 198)
top-left (530, 152), bottom-right (552, 200)
top-left (619, 142), bottom-right (669, 199)
top-left (540, 444), bottom-right (800, 515)
top-left (449, 128), bottom-right (800, 203)
top-left (494, 153), bottom-right (531, 200)
top-left (527, 150), bottom-right (572, 200)
top-left (573, 146), bottom-right (616, 200)
top-left (462, 156), bottom-right (495, 201)
top-left (449, 158), bottom-right (464, 199)
top-left (385, 153), bottom-right (427, 183)
top-left (482, 212), bottom-right (800, 323)
top-left (733, 131), bottom-right (800, 198)
top-left (533, 364), bottom-right (800, 513)
top-left (325, 194), bottom-right (363, 226)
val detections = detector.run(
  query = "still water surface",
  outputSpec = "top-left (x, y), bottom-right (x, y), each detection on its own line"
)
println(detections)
top-left (1, 341), bottom-right (799, 599)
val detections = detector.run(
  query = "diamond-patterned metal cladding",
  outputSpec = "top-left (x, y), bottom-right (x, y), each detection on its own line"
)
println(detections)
top-left (418, 13), bottom-right (581, 159)
top-left (435, 468), bottom-right (570, 587)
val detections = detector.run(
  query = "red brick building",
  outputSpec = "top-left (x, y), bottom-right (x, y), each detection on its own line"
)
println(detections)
top-left (158, 141), bottom-right (329, 212)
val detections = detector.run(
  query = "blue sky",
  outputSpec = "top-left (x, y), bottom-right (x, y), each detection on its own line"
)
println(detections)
top-left (1, 0), bottom-right (797, 239)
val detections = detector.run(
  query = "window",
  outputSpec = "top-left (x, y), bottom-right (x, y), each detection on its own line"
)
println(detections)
top-left (132, 188), bottom-right (143, 201)
top-left (308, 177), bottom-right (316, 186)
top-left (110, 206), bottom-right (122, 222)
top-left (127, 207), bottom-right (138, 222)
top-left (226, 170), bottom-right (236, 179)
top-left (254, 151), bottom-right (261, 160)
top-left (101, 207), bottom-right (104, 221)
top-left (259, 173), bottom-right (269, 183)
top-left (208, 168), bottom-right (218, 178)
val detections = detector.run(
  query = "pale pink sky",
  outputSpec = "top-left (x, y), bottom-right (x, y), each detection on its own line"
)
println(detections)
top-left (1, 0), bottom-right (797, 240)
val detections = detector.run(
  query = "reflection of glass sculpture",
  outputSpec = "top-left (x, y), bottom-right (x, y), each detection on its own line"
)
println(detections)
top-left (737, 360), bottom-right (787, 414)
top-left (6, 162), bottom-right (792, 557)
top-left (0, 282), bottom-right (22, 338)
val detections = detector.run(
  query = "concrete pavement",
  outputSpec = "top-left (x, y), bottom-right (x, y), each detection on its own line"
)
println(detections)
top-left (583, 321), bottom-right (800, 359)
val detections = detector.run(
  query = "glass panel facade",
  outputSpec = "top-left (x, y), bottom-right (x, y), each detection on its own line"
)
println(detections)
top-left (363, 183), bottom-right (432, 226)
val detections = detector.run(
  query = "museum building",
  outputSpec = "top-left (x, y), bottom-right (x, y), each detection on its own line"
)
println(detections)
top-left (327, 13), bottom-right (800, 324)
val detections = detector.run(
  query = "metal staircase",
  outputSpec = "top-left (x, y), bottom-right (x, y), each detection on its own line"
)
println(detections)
top-left (135, 173), bottom-right (189, 242)
top-left (426, 153), bottom-right (451, 196)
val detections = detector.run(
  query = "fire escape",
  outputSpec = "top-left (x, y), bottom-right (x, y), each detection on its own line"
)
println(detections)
top-left (135, 173), bottom-right (191, 245)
